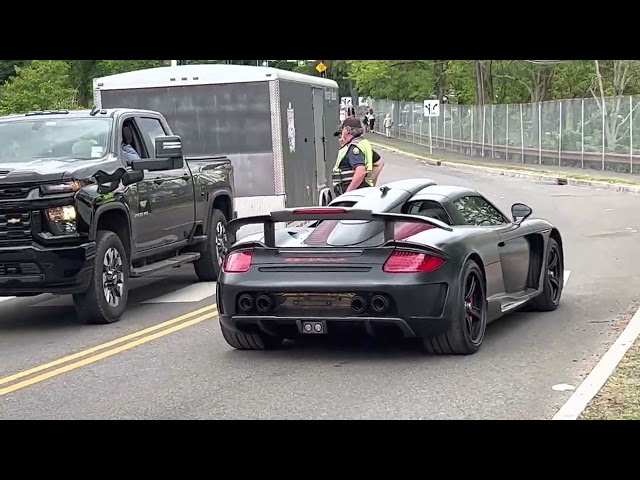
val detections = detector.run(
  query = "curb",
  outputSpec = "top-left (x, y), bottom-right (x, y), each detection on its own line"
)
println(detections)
top-left (370, 141), bottom-right (640, 195)
top-left (552, 305), bottom-right (640, 420)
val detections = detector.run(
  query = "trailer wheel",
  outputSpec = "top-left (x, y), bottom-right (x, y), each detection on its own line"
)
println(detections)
top-left (194, 208), bottom-right (227, 282)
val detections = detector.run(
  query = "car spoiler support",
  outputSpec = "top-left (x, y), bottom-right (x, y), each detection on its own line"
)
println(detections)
top-left (226, 207), bottom-right (453, 247)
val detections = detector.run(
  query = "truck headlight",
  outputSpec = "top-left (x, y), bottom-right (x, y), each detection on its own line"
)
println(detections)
top-left (45, 206), bottom-right (77, 234)
top-left (40, 181), bottom-right (82, 195)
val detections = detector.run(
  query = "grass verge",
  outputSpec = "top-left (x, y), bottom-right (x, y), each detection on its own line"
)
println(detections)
top-left (370, 138), bottom-right (640, 186)
top-left (580, 336), bottom-right (640, 420)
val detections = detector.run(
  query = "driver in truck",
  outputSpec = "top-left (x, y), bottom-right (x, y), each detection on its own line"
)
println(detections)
top-left (121, 125), bottom-right (140, 165)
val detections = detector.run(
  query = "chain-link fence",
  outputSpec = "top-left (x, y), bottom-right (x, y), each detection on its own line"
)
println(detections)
top-left (365, 96), bottom-right (640, 174)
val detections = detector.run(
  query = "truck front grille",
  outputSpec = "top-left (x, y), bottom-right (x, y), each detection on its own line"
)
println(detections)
top-left (0, 186), bottom-right (31, 200)
top-left (0, 212), bottom-right (33, 246)
top-left (0, 262), bottom-right (41, 276)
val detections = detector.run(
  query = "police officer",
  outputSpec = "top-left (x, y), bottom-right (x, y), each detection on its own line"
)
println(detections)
top-left (332, 118), bottom-right (386, 190)
top-left (331, 117), bottom-right (374, 195)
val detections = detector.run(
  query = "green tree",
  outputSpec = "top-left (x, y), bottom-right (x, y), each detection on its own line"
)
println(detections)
top-left (68, 60), bottom-right (98, 107)
top-left (95, 60), bottom-right (167, 77)
top-left (0, 60), bottom-right (78, 115)
top-left (0, 60), bottom-right (28, 85)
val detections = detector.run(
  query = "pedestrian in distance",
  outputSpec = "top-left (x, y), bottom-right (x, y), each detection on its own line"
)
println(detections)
top-left (383, 113), bottom-right (393, 137)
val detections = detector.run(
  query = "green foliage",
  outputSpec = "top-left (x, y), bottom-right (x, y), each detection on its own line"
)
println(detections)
top-left (346, 60), bottom-right (640, 106)
top-left (346, 60), bottom-right (433, 101)
top-left (0, 60), bottom-right (28, 84)
top-left (0, 60), bottom-right (78, 115)
top-left (95, 60), bottom-right (167, 77)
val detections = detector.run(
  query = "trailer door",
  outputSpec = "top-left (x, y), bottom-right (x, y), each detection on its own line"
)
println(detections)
top-left (312, 88), bottom-right (327, 190)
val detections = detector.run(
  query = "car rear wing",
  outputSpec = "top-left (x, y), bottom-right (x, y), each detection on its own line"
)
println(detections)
top-left (226, 206), bottom-right (453, 247)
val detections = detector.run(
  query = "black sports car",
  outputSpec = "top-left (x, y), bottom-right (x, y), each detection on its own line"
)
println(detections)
top-left (216, 178), bottom-right (565, 355)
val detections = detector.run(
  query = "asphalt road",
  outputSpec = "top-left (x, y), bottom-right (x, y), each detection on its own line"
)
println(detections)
top-left (2, 147), bottom-right (640, 420)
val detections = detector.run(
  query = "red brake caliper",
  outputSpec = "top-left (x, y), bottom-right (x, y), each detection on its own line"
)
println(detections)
top-left (465, 295), bottom-right (473, 322)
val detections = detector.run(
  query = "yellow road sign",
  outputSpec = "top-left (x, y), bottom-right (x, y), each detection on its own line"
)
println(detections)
top-left (316, 62), bottom-right (327, 73)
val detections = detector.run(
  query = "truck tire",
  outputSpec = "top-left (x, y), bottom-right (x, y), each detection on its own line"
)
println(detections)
top-left (219, 321), bottom-right (284, 350)
top-left (73, 230), bottom-right (130, 325)
top-left (194, 208), bottom-right (227, 282)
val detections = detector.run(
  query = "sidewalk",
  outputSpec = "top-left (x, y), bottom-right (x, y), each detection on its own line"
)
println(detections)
top-left (369, 133), bottom-right (640, 186)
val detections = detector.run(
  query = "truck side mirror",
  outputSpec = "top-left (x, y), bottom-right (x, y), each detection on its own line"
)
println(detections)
top-left (131, 135), bottom-right (185, 171)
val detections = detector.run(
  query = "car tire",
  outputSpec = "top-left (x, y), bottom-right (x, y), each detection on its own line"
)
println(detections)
top-left (219, 321), bottom-right (284, 350)
top-left (528, 237), bottom-right (563, 312)
top-left (194, 208), bottom-right (227, 282)
top-left (423, 259), bottom-right (487, 355)
top-left (73, 230), bottom-right (129, 325)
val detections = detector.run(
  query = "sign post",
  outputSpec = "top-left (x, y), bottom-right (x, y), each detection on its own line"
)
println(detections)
top-left (424, 99), bottom-right (440, 154)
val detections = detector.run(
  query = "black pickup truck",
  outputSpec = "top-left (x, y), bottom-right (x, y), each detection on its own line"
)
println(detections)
top-left (0, 107), bottom-right (234, 325)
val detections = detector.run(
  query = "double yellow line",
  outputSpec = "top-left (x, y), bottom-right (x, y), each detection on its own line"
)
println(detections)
top-left (0, 303), bottom-right (218, 397)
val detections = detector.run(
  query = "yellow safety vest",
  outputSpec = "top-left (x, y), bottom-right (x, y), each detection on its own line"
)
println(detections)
top-left (331, 137), bottom-right (374, 193)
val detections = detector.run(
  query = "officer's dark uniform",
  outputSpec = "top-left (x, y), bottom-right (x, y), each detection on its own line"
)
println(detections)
top-left (332, 117), bottom-right (375, 194)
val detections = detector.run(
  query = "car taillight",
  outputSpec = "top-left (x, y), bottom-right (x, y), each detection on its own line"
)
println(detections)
top-left (383, 250), bottom-right (445, 273)
top-left (223, 250), bottom-right (253, 273)
top-left (292, 207), bottom-right (347, 214)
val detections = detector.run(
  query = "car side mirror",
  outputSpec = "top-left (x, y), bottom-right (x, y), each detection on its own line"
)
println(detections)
top-left (131, 135), bottom-right (184, 171)
top-left (511, 202), bottom-right (532, 223)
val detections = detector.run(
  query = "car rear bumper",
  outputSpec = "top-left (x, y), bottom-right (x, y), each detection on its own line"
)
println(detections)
top-left (219, 313), bottom-right (451, 339)
top-left (217, 279), bottom-right (457, 339)
top-left (0, 242), bottom-right (96, 295)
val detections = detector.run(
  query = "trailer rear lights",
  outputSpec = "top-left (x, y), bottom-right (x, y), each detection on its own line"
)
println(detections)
top-left (292, 207), bottom-right (347, 214)
top-left (383, 250), bottom-right (445, 273)
top-left (222, 250), bottom-right (253, 273)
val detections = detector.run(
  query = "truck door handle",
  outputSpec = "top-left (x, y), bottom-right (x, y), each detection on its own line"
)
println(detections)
top-left (181, 175), bottom-right (191, 181)
top-left (153, 178), bottom-right (164, 185)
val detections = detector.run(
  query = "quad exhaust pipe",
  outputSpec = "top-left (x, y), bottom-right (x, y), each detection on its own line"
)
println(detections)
top-left (350, 295), bottom-right (367, 314)
top-left (238, 293), bottom-right (274, 313)
top-left (350, 294), bottom-right (390, 314)
top-left (256, 294), bottom-right (273, 313)
top-left (371, 294), bottom-right (389, 313)
top-left (237, 294), bottom-right (254, 312)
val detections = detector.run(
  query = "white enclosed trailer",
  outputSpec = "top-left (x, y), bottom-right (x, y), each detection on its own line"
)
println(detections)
top-left (93, 64), bottom-right (341, 235)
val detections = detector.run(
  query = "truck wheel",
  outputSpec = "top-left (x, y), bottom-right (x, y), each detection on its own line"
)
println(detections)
top-left (219, 321), bottom-right (284, 350)
top-left (73, 230), bottom-right (130, 325)
top-left (194, 208), bottom-right (227, 282)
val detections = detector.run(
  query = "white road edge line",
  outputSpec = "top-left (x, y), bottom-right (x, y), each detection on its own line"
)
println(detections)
top-left (564, 270), bottom-right (571, 288)
top-left (552, 304), bottom-right (640, 420)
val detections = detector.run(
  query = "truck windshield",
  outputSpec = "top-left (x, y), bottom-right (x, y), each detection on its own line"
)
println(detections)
top-left (0, 117), bottom-right (112, 164)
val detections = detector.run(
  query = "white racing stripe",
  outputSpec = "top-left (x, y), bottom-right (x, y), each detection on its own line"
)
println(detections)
top-left (0, 296), bottom-right (16, 303)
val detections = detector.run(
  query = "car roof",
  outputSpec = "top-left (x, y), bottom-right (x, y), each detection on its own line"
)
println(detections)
top-left (0, 108), bottom-right (160, 124)
top-left (409, 184), bottom-right (480, 202)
